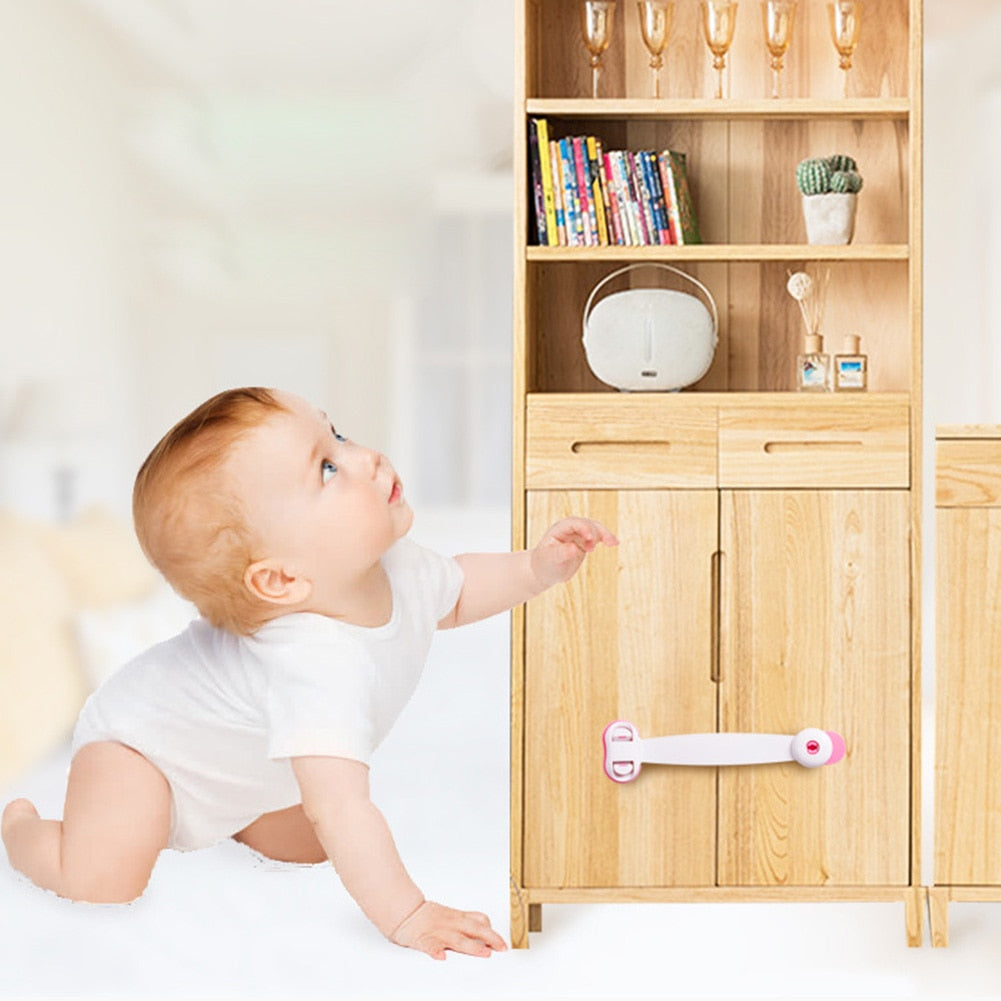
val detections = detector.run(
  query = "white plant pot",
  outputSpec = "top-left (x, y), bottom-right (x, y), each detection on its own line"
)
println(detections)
top-left (802, 192), bottom-right (857, 245)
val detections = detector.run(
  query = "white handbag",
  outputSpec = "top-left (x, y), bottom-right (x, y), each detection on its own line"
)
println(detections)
top-left (582, 263), bottom-right (719, 391)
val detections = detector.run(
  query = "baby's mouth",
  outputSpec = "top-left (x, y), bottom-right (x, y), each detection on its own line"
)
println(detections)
top-left (389, 479), bottom-right (403, 504)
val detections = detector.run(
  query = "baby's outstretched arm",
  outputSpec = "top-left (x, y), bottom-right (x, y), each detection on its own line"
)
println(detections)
top-left (291, 756), bottom-right (506, 960)
top-left (438, 517), bottom-right (618, 629)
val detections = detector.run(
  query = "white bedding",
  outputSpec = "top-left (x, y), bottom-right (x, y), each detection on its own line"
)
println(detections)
top-left (3, 511), bottom-right (1001, 999)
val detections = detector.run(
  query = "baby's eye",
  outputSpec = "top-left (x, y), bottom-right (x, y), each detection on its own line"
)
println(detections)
top-left (321, 459), bottom-right (338, 485)
top-left (331, 425), bottom-right (346, 443)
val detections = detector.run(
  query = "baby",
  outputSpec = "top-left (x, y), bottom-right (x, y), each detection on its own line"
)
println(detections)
top-left (1, 387), bottom-right (617, 960)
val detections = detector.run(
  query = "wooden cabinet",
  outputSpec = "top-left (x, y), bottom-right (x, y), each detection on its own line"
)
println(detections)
top-left (511, 0), bottom-right (923, 949)
top-left (930, 427), bottom-right (1001, 946)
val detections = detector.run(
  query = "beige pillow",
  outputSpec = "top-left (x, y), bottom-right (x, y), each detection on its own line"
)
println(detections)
top-left (0, 511), bottom-right (88, 787)
top-left (33, 506), bottom-right (159, 609)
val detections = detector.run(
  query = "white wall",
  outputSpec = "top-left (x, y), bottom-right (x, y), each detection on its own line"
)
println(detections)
top-left (923, 6), bottom-right (1001, 426)
top-left (0, 1), bottom-right (140, 517)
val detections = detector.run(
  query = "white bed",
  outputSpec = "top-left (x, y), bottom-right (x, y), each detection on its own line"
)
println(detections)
top-left (4, 508), bottom-right (1001, 999)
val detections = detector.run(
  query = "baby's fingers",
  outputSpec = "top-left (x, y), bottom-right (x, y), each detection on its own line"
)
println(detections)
top-left (461, 911), bottom-right (508, 953)
top-left (592, 521), bottom-right (620, 547)
top-left (556, 518), bottom-right (619, 549)
top-left (400, 903), bottom-right (507, 960)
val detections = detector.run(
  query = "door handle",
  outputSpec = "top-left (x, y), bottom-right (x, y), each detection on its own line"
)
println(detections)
top-left (602, 721), bottom-right (846, 783)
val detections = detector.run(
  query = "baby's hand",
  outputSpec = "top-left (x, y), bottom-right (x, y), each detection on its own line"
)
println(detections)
top-left (530, 517), bottom-right (619, 589)
top-left (390, 900), bottom-right (508, 960)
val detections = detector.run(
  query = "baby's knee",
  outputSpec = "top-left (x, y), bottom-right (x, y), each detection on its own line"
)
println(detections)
top-left (62, 869), bottom-right (152, 905)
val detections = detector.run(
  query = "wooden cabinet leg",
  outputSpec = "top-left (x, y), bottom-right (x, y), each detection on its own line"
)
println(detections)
top-left (928, 888), bottom-right (950, 948)
top-left (510, 877), bottom-right (529, 949)
top-left (905, 887), bottom-right (925, 947)
top-left (904, 887), bottom-right (925, 947)
top-left (529, 903), bottom-right (543, 933)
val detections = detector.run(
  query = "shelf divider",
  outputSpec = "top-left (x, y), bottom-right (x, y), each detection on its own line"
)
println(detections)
top-left (525, 98), bottom-right (910, 121)
top-left (526, 244), bottom-right (909, 262)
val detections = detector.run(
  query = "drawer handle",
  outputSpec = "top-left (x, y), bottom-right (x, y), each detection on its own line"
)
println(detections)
top-left (571, 440), bottom-right (673, 455)
top-left (763, 440), bottom-right (864, 454)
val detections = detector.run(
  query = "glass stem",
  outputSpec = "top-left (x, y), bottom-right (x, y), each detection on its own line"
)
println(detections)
top-left (592, 64), bottom-right (600, 98)
top-left (715, 64), bottom-right (724, 99)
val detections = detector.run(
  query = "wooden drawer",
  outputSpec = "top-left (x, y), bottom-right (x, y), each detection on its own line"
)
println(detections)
top-left (937, 436), bottom-right (1001, 507)
top-left (718, 399), bottom-right (910, 488)
top-left (525, 394), bottom-right (717, 489)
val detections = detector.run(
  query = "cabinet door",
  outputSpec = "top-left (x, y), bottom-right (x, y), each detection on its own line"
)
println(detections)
top-left (718, 490), bottom-right (910, 886)
top-left (935, 507), bottom-right (1001, 885)
top-left (524, 490), bottom-right (718, 888)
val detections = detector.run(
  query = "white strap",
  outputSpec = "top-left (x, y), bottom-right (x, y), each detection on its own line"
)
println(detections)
top-left (603, 721), bottom-right (845, 783)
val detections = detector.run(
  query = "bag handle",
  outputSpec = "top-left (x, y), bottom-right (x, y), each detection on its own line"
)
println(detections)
top-left (582, 262), bottom-right (719, 343)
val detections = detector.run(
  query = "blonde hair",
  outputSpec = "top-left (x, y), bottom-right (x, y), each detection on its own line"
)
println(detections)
top-left (132, 387), bottom-right (289, 635)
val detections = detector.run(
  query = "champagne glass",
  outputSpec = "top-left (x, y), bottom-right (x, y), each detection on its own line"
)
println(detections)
top-left (701, 0), bottom-right (738, 100)
top-left (581, 1), bottom-right (616, 99)
top-left (762, 0), bottom-right (796, 98)
top-left (637, 0), bottom-right (675, 99)
top-left (828, 0), bottom-right (861, 98)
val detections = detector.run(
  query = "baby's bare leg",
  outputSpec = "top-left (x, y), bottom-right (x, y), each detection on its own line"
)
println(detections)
top-left (1, 741), bottom-right (170, 903)
top-left (232, 804), bottom-right (326, 863)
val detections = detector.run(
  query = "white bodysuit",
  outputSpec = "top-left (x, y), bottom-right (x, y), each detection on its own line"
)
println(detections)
top-left (71, 537), bottom-right (463, 851)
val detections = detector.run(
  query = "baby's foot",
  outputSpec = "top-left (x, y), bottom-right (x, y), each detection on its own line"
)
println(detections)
top-left (1, 799), bottom-right (38, 844)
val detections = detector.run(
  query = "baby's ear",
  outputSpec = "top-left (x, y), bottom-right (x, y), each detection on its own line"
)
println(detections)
top-left (243, 559), bottom-right (312, 607)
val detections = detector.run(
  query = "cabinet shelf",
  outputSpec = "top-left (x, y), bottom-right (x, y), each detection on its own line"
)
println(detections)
top-left (525, 98), bottom-right (910, 121)
top-left (526, 244), bottom-right (909, 263)
top-left (527, 390), bottom-right (911, 406)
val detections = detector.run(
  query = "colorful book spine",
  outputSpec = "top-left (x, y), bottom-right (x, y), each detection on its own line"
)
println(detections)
top-left (588, 139), bottom-right (612, 246)
top-left (661, 149), bottom-right (702, 245)
top-left (601, 151), bottom-right (625, 246)
top-left (548, 140), bottom-right (566, 245)
top-left (527, 118), bottom-right (547, 245)
top-left (560, 138), bottom-right (583, 246)
top-left (611, 151), bottom-right (639, 245)
top-left (626, 152), bottom-right (653, 245)
top-left (642, 151), bottom-right (672, 244)
top-left (586, 136), bottom-right (610, 245)
top-left (571, 137), bottom-right (595, 246)
top-left (656, 154), bottom-right (679, 244)
top-left (534, 119), bottom-right (558, 246)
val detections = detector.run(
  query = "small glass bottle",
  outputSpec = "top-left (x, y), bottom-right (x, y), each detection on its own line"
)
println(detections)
top-left (834, 334), bottom-right (868, 391)
top-left (797, 333), bottom-right (831, 391)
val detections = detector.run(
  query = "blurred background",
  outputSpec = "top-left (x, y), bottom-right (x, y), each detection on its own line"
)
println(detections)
top-left (0, 0), bottom-right (514, 523)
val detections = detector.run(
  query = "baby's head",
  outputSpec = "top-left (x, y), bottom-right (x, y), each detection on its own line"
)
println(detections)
top-left (133, 388), bottom-right (288, 634)
top-left (133, 387), bottom-right (412, 634)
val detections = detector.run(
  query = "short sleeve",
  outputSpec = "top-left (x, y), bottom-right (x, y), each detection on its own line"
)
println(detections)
top-left (264, 637), bottom-right (377, 764)
top-left (387, 536), bottom-right (464, 622)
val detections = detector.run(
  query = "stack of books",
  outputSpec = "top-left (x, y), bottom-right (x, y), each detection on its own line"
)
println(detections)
top-left (528, 117), bottom-right (702, 248)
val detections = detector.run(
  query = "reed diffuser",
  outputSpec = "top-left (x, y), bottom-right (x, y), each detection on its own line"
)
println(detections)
top-left (787, 268), bottom-right (832, 391)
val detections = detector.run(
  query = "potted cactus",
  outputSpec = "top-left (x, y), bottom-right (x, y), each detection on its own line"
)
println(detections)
top-left (796, 154), bottom-right (863, 245)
